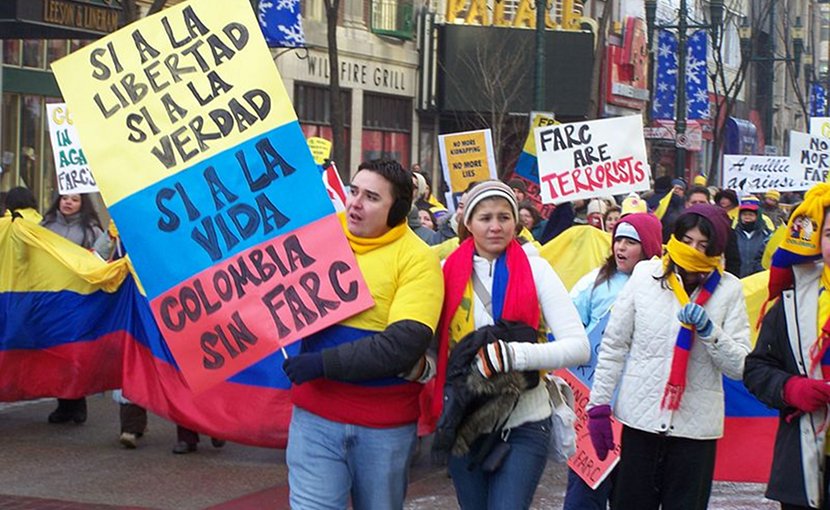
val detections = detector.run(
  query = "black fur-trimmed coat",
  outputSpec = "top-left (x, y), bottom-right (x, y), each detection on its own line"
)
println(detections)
top-left (432, 320), bottom-right (540, 457)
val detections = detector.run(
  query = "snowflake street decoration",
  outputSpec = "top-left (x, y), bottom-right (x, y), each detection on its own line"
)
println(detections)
top-left (258, 0), bottom-right (306, 48)
top-left (652, 29), bottom-right (709, 121)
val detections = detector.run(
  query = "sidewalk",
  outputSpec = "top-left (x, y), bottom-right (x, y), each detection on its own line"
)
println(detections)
top-left (1, 395), bottom-right (777, 509)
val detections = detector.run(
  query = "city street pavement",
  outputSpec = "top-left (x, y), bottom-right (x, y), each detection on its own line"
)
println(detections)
top-left (2, 394), bottom-right (777, 509)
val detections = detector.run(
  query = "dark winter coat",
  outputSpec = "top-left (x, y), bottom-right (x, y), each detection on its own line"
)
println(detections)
top-left (432, 320), bottom-right (540, 459)
top-left (744, 262), bottom-right (828, 509)
top-left (735, 220), bottom-right (770, 278)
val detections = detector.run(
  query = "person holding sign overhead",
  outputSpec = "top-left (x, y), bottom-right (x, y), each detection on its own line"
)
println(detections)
top-left (41, 192), bottom-right (105, 425)
top-left (588, 204), bottom-right (751, 509)
top-left (429, 181), bottom-right (590, 509)
top-left (282, 159), bottom-right (443, 510)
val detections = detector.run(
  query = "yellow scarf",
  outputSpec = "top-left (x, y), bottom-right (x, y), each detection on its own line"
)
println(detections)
top-left (338, 212), bottom-right (408, 255)
top-left (664, 235), bottom-right (723, 274)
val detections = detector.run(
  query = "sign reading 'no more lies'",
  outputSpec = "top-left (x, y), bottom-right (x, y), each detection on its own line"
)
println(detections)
top-left (534, 116), bottom-right (651, 204)
top-left (52, 0), bottom-right (373, 392)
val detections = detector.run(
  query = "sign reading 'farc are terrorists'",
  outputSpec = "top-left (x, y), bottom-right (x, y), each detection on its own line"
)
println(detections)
top-left (52, 0), bottom-right (373, 392)
top-left (534, 116), bottom-right (651, 204)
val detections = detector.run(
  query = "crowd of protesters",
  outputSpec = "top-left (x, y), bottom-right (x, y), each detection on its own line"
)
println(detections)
top-left (2, 157), bottom-right (823, 510)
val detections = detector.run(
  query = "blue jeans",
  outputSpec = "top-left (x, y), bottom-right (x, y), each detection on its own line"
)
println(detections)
top-left (286, 406), bottom-right (417, 510)
top-left (448, 417), bottom-right (551, 510)
top-left (563, 466), bottom-right (614, 510)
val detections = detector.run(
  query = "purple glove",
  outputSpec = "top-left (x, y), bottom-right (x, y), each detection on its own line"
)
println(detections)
top-left (587, 404), bottom-right (614, 461)
top-left (282, 352), bottom-right (324, 385)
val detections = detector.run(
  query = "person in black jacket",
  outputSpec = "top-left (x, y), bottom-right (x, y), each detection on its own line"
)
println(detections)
top-left (744, 184), bottom-right (830, 510)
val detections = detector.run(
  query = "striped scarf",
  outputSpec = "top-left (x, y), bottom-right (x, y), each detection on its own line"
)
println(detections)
top-left (662, 236), bottom-right (723, 410)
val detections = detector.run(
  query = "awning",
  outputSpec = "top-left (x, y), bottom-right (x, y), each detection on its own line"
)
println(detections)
top-left (724, 117), bottom-right (757, 155)
top-left (0, 0), bottom-right (122, 39)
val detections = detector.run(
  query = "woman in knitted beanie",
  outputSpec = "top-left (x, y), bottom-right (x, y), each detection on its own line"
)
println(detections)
top-left (563, 212), bottom-right (662, 509)
top-left (588, 204), bottom-right (751, 509)
top-left (744, 183), bottom-right (830, 509)
top-left (430, 180), bottom-right (590, 509)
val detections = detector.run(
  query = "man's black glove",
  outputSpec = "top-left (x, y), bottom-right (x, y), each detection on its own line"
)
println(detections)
top-left (282, 352), bottom-right (324, 385)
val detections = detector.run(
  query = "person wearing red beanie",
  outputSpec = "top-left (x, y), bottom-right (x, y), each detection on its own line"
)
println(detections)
top-left (564, 212), bottom-right (663, 509)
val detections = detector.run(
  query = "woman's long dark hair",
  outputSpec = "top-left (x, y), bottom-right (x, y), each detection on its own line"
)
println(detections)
top-left (657, 212), bottom-right (717, 286)
top-left (43, 194), bottom-right (103, 249)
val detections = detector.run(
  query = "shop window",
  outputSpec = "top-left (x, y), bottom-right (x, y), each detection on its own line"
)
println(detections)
top-left (1, 94), bottom-right (19, 192)
top-left (69, 40), bottom-right (87, 54)
top-left (3, 40), bottom-right (21, 66)
top-left (295, 83), bottom-right (352, 173)
top-left (371, 0), bottom-right (414, 39)
top-left (22, 40), bottom-right (45, 69)
top-left (363, 93), bottom-right (411, 132)
top-left (295, 83), bottom-right (351, 126)
top-left (362, 93), bottom-right (412, 167)
top-left (47, 41), bottom-right (68, 67)
top-left (361, 130), bottom-right (410, 168)
top-left (19, 96), bottom-right (44, 201)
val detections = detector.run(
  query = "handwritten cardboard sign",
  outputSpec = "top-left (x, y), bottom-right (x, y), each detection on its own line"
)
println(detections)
top-left (788, 131), bottom-right (830, 188)
top-left (559, 314), bottom-right (620, 488)
top-left (46, 103), bottom-right (99, 195)
top-left (308, 136), bottom-right (332, 165)
top-left (722, 155), bottom-right (800, 192)
top-left (52, 0), bottom-right (373, 392)
top-left (438, 129), bottom-right (497, 209)
top-left (534, 116), bottom-right (650, 204)
top-left (558, 369), bottom-right (621, 489)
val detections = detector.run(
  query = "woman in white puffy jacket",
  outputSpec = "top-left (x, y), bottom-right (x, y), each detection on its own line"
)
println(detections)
top-left (587, 204), bottom-right (751, 510)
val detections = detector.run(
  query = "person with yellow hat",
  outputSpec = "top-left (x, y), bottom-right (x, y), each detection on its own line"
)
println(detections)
top-left (744, 183), bottom-right (830, 509)
top-left (761, 189), bottom-right (787, 228)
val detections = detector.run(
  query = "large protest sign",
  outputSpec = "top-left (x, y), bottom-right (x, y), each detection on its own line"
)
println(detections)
top-left (46, 104), bottom-right (99, 195)
top-left (789, 131), bottom-right (830, 188)
top-left (722, 155), bottom-right (801, 192)
top-left (52, 0), bottom-right (373, 392)
top-left (534, 116), bottom-right (650, 204)
top-left (810, 117), bottom-right (830, 138)
top-left (438, 129), bottom-right (497, 209)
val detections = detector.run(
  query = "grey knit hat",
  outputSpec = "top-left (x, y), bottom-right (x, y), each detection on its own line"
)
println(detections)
top-left (463, 180), bottom-right (519, 226)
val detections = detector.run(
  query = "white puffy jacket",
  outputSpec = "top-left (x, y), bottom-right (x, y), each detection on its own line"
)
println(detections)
top-left (589, 258), bottom-right (751, 439)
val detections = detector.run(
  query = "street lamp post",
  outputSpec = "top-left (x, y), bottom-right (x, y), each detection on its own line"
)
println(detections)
top-left (534, 0), bottom-right (545, 110)
top-left (738, 15), bottom-right (804, 150)
top-left (645, 0), bottom-right (724, 179)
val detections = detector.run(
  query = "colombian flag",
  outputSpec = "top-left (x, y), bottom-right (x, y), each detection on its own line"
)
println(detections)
top-left (714, 270), bottom-right (777, 482)
top-left (0, 215), bottom-right (294, 447)
top-left (0, 215), bottom-right (129, 401)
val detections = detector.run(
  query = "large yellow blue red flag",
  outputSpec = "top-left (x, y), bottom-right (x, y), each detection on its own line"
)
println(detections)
top-left (0, 215), bottom-right (294, 446)
top-left (52, 0), bottom-right (373, 392)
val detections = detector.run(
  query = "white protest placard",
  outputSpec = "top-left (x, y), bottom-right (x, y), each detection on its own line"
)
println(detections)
top-left (810, 117), bottom-right (830, 138)
top-left (789, 131), bottom-right (830, 188)
top-left (722, 155), bottom-right (800, 192)
top-left (46, 103), bottom-right (98, 195)
top-left (534, 116), bottom-right (650, 204)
